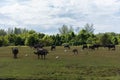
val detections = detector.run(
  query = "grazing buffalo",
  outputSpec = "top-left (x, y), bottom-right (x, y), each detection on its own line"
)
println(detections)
top-left (82, 44), bottom-right (100, 50)
top-left (72, 49), bottom-right (78, 55)
top-left (33, 43), bottom-right (44, 49)
top-left (51, 45), bottom-right (56, 51)
top-left (93, 44), bottom-right (100, 50)
top-left (34, 48), bottom-right (48, 59)
top-left (12, 47), bottom-right (19, 59)
top-left (104, 44), bottom-right (115, 50)
top-left (82, 44), bottom-right (88, 50)
top-left (64, 45), bottom-right (70, 49)
top-left (89, 45), bottom-right (95, 50)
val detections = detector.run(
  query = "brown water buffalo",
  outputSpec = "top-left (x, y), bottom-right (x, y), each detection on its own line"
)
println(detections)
top-left (72, 49), bottom-right (78, 55)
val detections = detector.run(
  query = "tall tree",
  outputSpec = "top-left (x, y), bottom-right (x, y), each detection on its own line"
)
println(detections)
top-left (42, 35), bottom-right (53, 46)
top-left (7, 28), bottom-right (13, 34)
top-left (58, 25), bottom-right (74, 35)
top-left (100, 33), bottom-right (112, 45)
top-left (0, 29), bottom-right (7, 36)
top-left (25, 33), bottom-right (39, 46)
top-left (58, 25), bottom-right (68, 35)
top-left (78, 29), bottom-right (90, 44)
top-left (14, 27), bottom-right (22, 34)
top-left (58, 25), bottom-right (74, 43)
top-left (84, 23), bottom-right (95, 33)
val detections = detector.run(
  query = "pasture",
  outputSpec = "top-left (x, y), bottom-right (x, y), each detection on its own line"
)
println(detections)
top-left (0, 46), bottom-right (120, 80)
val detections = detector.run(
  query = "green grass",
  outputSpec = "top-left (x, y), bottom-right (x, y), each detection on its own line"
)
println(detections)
top-left (0, 46), bottom-right (120, 80)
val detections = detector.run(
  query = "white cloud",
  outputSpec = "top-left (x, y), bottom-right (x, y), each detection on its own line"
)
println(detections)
top-left (0, 0), bottom-right (120, 34)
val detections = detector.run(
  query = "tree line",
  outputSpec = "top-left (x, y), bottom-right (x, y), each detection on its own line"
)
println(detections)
top-left (0, 23), bottom-right (119, 47)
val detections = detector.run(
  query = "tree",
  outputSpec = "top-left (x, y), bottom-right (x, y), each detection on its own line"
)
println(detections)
top-left (78, 29), bottom-right (90, 44)
top-left (84, 23), bottom-right (95, 33)
top-left (14, 27), bottom-right (22, 34)
top-left (86, 34), bottom-right (96, 44)
top-left (15, 36), bottom-right (24, 45)
top-left (0, 36), bottom-right (9, 46)
top-left (42, 35), bottom-right (53, 46)
top-left (0, 29), bottom-right (7, 36)
top-left (0, 37), bottom-right (3, 47)
top-left (7, 34), bottom-right (17, 45)
top-left (100, 33), bottom-right (112, 45)
top-left (58, 25), bottom-right (74, 35)
top-left (25, 33), bottom-right (39, 46)
top-left (2, 36), bottom-right (9, 46)
top-left (7, 28), bottom-right (14, 34)
top-left (58, 25), bottom-right (69, 35)
top-left (112, 37), bottom-right (118, 45)
top-left (53, 34), bottom-right (62, 46)
top-left (58, 25), bottom-right (74, 43)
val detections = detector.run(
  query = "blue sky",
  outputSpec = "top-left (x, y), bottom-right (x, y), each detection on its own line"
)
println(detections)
top-left (0, 0), bottom-right (120, 34)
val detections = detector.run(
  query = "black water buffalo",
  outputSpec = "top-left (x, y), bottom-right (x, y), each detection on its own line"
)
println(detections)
top-left (64, 45), bottom-right (70, 49)
top-left (34, 48), bottom-right (48, 59)
top-left (82, 44), bottom-right (88, 50)
top-left (33, 43), bottom-right (44, 49)
top-left (89, 44), bottom-right (101, 50)
top-left (72, 49), bottom-right (78, 55)
top-left (88, 45), bottom-right (95, 50)
top-left (51, 45), bottom-right (56, 51)
top-left (12, 47), bottom-right (19, 59)
top-left (104, 44), bottom-right (115, 50)
top-left (82, 44), bottom-right (100, 50)
top-left (93, 44), bottom-right (100, 49)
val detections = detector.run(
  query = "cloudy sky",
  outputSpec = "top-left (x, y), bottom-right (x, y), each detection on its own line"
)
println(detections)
top-left (0, 0), bottom-right (120, 34)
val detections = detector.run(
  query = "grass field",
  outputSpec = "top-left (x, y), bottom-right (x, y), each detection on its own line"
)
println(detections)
top-left (0, 46), bottom-right (120, 80)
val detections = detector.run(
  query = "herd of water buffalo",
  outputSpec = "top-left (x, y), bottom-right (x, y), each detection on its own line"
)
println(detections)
top-left (12, 44), bottom-right (116, 59)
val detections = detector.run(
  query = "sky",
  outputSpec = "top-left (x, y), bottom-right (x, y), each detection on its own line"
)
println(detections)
top-left (0, 0), bottom-right (120, 34)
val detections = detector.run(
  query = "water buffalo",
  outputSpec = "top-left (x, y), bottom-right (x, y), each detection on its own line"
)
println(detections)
top-left (64, 45), bottom-right (70, 49)
top-left (72, 49), bottom-right (78, 55)
top-left (93, 44), bottom-right (100, 50)
top-left (33, 43), bottom-right (44, 49)
top-left (82, 44), bottom-right (88, 50)
top-left (34, 48), bottom-right (48, 59)
top-left (51, 45), bottom-right (56, 51)
top-left (88, 45), bottom-right (95, 50)
top-left (82, 44), bottom-right (100, 50)
top-left (12, 47), bottom-right (19, 59)
top-left (104, 44), bottom-right (115, 50)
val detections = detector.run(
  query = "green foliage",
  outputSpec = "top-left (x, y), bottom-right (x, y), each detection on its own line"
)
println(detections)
top-left (0, 36), bottom-right (9, 46)
top-left (51, 34), bottom-right (62, 46)
top-left (7, 34), bottom-right (17, 45)
top-left (42, 35), bottom-right (53, 46)
top-left (25, 33), bottom-right (39, 46)
top-left (0, 26), bottom-right (120, 46)
top-left (0, 29), bottom-right (7, 36)
top-left (15, 35), bottom-right (24, 45)
top-left (78, 29), bottom-right (90, 44)
top-left (100, 33), bottom-right (112, 45)
top-left (112, 37), bottom-right (118, 45)
top-left (28, 30), bottom-right (36, 34)
top-left (0, 37), bottom-right (3, 46)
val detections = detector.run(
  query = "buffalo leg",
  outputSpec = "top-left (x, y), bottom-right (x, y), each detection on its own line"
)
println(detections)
top-left (38, 55), bottom-right (40, 59)
top-left (14, 54), bottom-right (17, 59)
